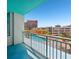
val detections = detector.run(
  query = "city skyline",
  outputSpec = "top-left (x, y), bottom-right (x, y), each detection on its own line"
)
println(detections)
top-left (24, 20), bottom-right (70, 28)
top-left (24, 0), bottom-right (71, 27)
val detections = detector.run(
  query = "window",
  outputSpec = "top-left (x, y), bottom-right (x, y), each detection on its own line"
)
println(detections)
top-left (7, 13), bottom-right (10, 36)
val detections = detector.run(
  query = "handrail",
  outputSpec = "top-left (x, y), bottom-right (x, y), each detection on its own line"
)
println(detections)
top-left (24, 32), bottom-right (71, 59)
top-left (30, 32), bottom-right (71, 40)
top-left (24, 32), bottom-right (71, 44)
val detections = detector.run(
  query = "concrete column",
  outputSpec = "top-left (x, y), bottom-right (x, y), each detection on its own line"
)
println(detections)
top-left (14, 13), bottom-right (24, 44)
top-left (7, 12), bottom-right (24, 46)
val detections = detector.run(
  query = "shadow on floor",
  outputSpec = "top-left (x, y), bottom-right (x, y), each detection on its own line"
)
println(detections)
top-left (7, 44), bottom-right (33, 59)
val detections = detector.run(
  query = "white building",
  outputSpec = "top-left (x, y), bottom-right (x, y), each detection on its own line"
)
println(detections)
top-left (52, 25), bottom-right (71, 36)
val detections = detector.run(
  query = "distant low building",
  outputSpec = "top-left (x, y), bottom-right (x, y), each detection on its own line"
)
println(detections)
top-left (24, 20), bottom-right (38, 30)
top-left (52, 25), bottom-right (61, 35)
top-left (52, 25), bottom-right (71, 36)
top-left (61, 25), bottom-right (71, 34)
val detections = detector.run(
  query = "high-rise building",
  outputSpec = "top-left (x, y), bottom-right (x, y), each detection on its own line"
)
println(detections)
top-left (24, 20), bottom-right (38, 30)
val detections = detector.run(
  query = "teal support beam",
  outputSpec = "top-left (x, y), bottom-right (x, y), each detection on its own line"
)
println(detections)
top-left (7, 0), bottom-right (46, 15)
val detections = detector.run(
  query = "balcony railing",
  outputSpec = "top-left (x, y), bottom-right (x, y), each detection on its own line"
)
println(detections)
top-left (23, 32), bottom-right (71, 59)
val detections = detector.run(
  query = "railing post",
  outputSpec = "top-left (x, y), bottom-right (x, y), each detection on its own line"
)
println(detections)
top-left (65, 43), bottom-right (67, 59)
top-left (52, 40), bottom-right (54, 59)
top-left (60, 42), bottom-right (62, 59)
top-left (56, 41), bottom-right (57, 59)
top-left (46, 36), bottom-right (48, 59)
top-left (22, 31), bottom-right (24, 43)
top-left (30, 33), bottom-right (32, 48)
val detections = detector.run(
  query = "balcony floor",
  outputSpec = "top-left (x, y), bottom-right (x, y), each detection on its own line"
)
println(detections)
top-left (7, 44), bottom-right (33, 59)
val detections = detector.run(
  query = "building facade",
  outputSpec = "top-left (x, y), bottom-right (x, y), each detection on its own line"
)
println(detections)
top-left (24, 20), bottom-right (38, 30)
top-left (52, 25), bottom-right (71, 36)
top-left (52, 25), bottom-right (61, 35)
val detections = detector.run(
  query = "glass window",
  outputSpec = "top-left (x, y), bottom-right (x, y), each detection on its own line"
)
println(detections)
top-left (7, 13), bottom-right (10, 36)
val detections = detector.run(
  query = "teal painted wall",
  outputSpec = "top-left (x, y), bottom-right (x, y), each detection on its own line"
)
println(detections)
top-left (7, 0), bottom-right (46, 15)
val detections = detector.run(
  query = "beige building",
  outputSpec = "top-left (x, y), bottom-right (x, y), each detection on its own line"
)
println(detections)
top-left (52, 25), bottom-right (71, 36)
top-left (52, 25), bottom-right (61, 35)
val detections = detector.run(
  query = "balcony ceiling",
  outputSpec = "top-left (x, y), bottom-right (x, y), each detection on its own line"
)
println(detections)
top-left (7, 0), bottom-right (45, 15)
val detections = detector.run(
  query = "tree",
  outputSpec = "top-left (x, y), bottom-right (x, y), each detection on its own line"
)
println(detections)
top-left (61, 32), bottom-right (71, 38)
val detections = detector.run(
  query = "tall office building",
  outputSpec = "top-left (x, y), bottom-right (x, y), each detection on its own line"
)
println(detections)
top-left (24, 20), bottom-right (38, 30)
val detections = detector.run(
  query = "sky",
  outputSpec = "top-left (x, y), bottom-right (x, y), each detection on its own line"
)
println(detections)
top-left (24, 0), bottom-right (71, 27)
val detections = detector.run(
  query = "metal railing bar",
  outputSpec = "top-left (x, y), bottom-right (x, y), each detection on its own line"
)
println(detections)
top-left (60, 42), bottom-right (62, 59)
top-left (30, 33), bottom-right (32, 48)
top-left (65, 43), bottom-right (67, 59)
top-left (46, 36), bottom-right (48, 59)
top-left (49, 40), bottom-right (52, 59)
top-left (23, 32), bottom-right (71, 59)
top-left (29, 32), bottom-right (71, 41)
top-left (56, 41), bottom-right (57, 59)
top-left (25, 32), bottom-right (71, 44)
top-left (51, 39), bottom-right (71, 45)
top-left (23, 43), bottom-right (47, 59)
top-left (52, 40), bottom-right (54, 59)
